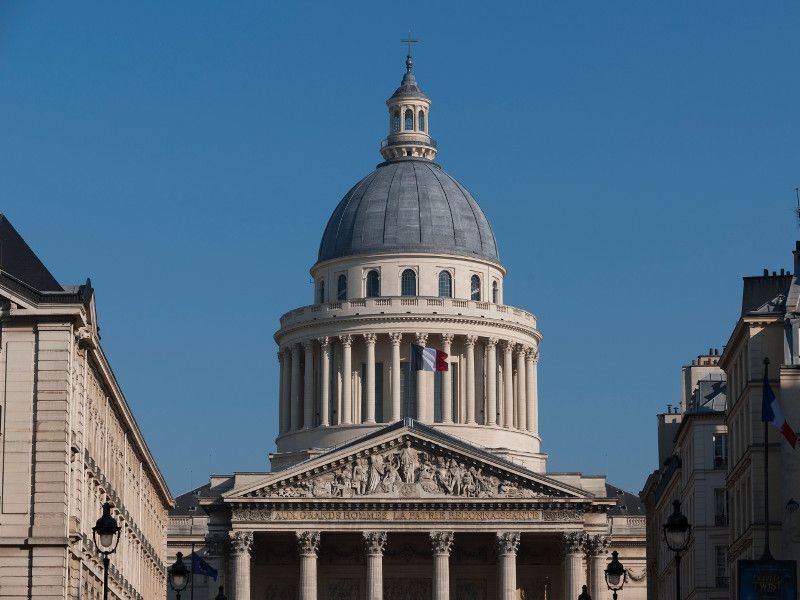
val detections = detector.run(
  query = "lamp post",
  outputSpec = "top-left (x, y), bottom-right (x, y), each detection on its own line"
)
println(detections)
top-left (214, 586), bottom-right (227, 600)
top-left (577, 584), bottom-right (592, 600)
top-left (168, 552), bottom-right (190, 600)
top-left (605, 550), bottom-right (626, 600)
top-left (663, 499), bottom-right (692, 600)
top-left (92, 502), bottom-right (121, 600)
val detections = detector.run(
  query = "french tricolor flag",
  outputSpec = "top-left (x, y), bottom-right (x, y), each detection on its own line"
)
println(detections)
top-left (762, 371), bottom-right (798, 449)
top-left (410, 343), bottom-right (449, 372)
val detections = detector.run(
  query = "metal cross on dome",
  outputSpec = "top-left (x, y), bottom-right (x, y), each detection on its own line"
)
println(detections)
top-left (401, 31), bottom-right (418, 71)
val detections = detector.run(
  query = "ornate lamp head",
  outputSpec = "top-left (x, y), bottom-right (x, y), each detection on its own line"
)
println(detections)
top-left (92, 502), bottom-right (121, 554)
top-left (168, 552), bottom-right (190, 592)
top-left (605, 551), bottom-right (626, 591)
top-left (663, 499), bottom-right (691, 552)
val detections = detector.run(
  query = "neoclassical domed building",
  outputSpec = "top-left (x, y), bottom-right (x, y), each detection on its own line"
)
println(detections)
top-left (167, 53), bottom-right (646, 600)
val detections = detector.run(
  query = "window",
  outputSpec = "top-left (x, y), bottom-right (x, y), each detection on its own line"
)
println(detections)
top-left (714, 488), bottom-right (728, 526)
top-left (317, 280), bottom-right (325, 304)
top-left (400, 362), bottom-right (417, 419)
top-left (392, 111), bottom-right (400, 133)
top-left (713, 433), bottom-right (728, 469)
top-left (366, 270), bottom-right (380, 298)
top-left (401, 269), bottom-right (417, 296)
top-left (438, 271), bottom-right (452, 298)
top-left (405, 109), bottom-right (414, 130)
top-left (361, 363), bottom-right (384, 422)
top-left (337, 274), bottom-right (347, 300)
top-left (492, 280), bottom-right (499, 303)
top-left (418, 110), bottom-right (425, 131)
top-left (715, 546), bottom-right (728, 587)
top-left (470, 275), bottom-right (481, 301)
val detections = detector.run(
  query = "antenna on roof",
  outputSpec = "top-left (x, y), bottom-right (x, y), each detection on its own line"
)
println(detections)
top-left (795, 187), bottom-right (800, 228)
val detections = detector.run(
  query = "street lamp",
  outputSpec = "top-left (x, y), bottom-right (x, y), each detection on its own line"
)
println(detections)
top-left (168, 552), bottom-right (190, 599)
top-left (577, 584), bottom-right (592, 600)
top-left (92, 502), bottom-right (121, 600)
top-left (214, 586), bottom-right (227, 600)
top-left (605, 550), bottom-right (626, 600)
top-left (663, 499), bottom-right (692, 600)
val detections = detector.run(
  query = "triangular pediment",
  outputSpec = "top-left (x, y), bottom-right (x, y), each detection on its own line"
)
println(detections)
top-left (227, 421), bottom-right (594, 502)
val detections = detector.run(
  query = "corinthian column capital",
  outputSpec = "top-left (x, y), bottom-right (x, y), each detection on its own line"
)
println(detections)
top-left (486, 337), bottom-right (499, 348)
top-left (389, 332), bottom-right (403, 346)
top-left (317, 336), bottom-right (330, 350)
top-left (440, 332), bottom-right (454, 345)
top-left (465, 334), bottom-right (478, 348)
top-left (338, 334), bottom-right (353, 348)
top-left (562, 532), bottom-right (586, 555)
top-left (414, 332), bottom-right (428, 347)
top-left (586, 534), bottom-right (609, 556)
top-left (229, 530), bottom-right (254, 556)
top-left (430, 531), bottom-right (455, 555)
top-left (496, 531), bottom-right (521, 555)
top-left (363, 531), bottom-right (388, 555)
top-left (363, 332), bottom-right (378, 346)
top-left (296, 530), bottom-right (321, 556)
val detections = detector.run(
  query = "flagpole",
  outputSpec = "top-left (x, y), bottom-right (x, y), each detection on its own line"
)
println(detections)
top-left (190, 542), bottom-right (195, 600)
top-left (762, 357), bottom-right (773, 560)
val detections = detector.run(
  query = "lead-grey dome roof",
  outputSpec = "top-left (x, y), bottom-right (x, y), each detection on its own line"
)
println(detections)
top-left (318, 158), bottom-right (500, 264)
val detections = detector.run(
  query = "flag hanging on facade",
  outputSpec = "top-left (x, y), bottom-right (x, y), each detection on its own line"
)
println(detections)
top-left (410, 343), bottom-right (448, 372)
top-left (762, 370), bottom-right (798, 449)
top-left (191, 552), bottom-right (218, 580)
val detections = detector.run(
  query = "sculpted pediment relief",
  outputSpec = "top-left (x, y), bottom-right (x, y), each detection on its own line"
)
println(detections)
top-left (239, 435), bottom-right (579, 501)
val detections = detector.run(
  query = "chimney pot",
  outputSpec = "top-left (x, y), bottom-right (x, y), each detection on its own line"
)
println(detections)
top-left (764, 268), bottom-right (769, 276)
top-left (781, 268), bottom-right (785, 276)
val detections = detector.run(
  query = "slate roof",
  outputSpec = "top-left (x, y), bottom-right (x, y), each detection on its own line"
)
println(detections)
top-left (390, 70), bottom-right (426, 99)
top-left (171, 482), bottom-right (211, 516)
top-left (605, 482), bottom-right (645, 516)
top-left (318, 159), bottom-right (501, 264)
top-left (0, 214), bottom-right (62, 291)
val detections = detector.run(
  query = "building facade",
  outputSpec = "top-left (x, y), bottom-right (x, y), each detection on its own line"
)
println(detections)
top-left (168, 55), bottom-right (647, 600)
top-left (718, 246), bottom-right (800, 598)
top-left (641, 351), bottom-right (729, 600)
top-left (0, 216), bottom-right (174, 599)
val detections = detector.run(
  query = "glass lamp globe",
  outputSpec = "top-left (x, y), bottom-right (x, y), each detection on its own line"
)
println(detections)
top-left (92, 502), bottom-right (120, 553)
top-left (605, 550), bottom-right (626, 591)
top-left (169, 553), bottom-right (190, 591)
top-left (663, 499), bottom-right (691, 552)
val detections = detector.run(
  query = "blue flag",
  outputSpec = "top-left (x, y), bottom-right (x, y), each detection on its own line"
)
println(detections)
top-left (191, 552), bottom-right (218, 581)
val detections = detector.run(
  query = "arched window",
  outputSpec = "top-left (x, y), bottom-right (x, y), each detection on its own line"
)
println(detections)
top-left (317, 280), bottom-right (325, 304)
top-left (492, 280), bottom-right (499, 304)
top-left (337, 274), bottom-right (347, 300)
top-left (401, 269), bottom-right (417, 296)
top-left (366, 270), bottom-right (381, 298)
top-left (392, 111), bottom-right (400, 133)
top-left (470, 275), bottom-right (481, 301)
top-left (418, 110), bottom-right (425, 131)
top-left (438, 271), bottom-right (452, 298)
top-left (404, 109), bottom-right (414, 130)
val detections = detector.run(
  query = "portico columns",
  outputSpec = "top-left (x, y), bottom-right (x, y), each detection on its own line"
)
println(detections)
top-left (516, 345), bottom-right (527, 431)
top-left (363, 531), bottom-right (388, 600)
top-left (466, 335), bottom-right (478, 424)
top-left (562, 532), bottom-right (585, 600)
top-left (486, 338), bottom-right (498, 426)
top-left (229, 531), bottom-right (253, 600)
top-left (364, 333), bottom-right (377, 423)
top-left (291, 344), bottom-right (302, 431)
top-left (525, 348), bottom-right (536, 433)
top-left (502, 342), bottom-right (514, 428)
top-left (441, 334), bottom-right (454, 423)
top-left (587, 535), bottom-right (609, 600)
top-left (389, 333), bottom-right (402, 421)
top-left (415, 333), bottom-right (428, 421)
top-left (430, 531), bottom-right (454, 600)
top-left (496, 531), bottom-right (520, 600)
top-left (339, 335), bottom-right (353, 424)
top-left (318, 337), bottom-right (330, 427)
top-left (297, 531), bottom-right (321, 600)
top-left (303, 340), bottom-right (315, 429)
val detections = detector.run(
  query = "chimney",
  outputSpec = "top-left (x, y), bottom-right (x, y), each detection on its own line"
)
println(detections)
top-left (764, 268), bottom-right (769, 276)
top-left (781, 268), bottom-right (785, 276)
top-left (794, 241), bottom-right (800, 275)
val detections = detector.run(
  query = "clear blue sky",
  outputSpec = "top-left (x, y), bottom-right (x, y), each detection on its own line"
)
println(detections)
top-left (2, 2), bottom-right (799, 495)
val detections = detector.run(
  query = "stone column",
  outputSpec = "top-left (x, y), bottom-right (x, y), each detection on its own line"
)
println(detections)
top-left (297, 531), bottom-right (321, 600)
top-left (525, 348), bottom-right (536, 434)
top-left (363, 531), bottom-right (388, 600)
top-left (562, 532), bottom-right (585, 600)
top-left (587, 535), bottom-right (609, 600)
top-left (389, 333), bottom-right (402, 421)
top-left (364, 333), bottom-right (377, 423)
top-left (415, 333), bottom-right (428, 421)
top-left (279, 349), bottom-right (290, 434)
top-left (229, 531), bottom-right (254, 600)
top-left (516, 345), bottom-right (527, 431)
top-left (441, 333), bottom-right (454, 423)
top-left (430, 531), bottom-right (454, 600)
top-left (465, 335), bottom-right (478, 424)
top-left (318, 337), bottom-right (330, 427)
top-left (496, 532), bottom-right (520, 600)
top-left (303, 340), bottom-right (315, 429)
top-left (339, 335), bottom-right (353, 424)
top-left (531, 351), bottom-right (539, 436)
top-left (486, 338), bottom-right (498, 426)
top-left (291, 344), bottom-right (302, 431)
top-left (502, 342), bottom-right (514, 428)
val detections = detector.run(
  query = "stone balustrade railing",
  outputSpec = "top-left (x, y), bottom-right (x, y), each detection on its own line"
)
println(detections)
top-left (279, 297), bottom-right (537, 330)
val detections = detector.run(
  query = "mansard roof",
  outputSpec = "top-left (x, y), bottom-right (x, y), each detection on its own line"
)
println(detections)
top-left (0, 214), bottom-right (62, 291)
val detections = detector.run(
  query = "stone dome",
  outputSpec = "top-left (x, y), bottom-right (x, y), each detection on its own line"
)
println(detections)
top-left (317, 158), bottom-right (501, 264)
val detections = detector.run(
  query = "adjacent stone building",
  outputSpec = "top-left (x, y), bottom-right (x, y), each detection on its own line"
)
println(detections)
top-left (0, 215), bottom-right (174, 599)
top-left (641, 351), bottom-right (729, 600)
top-left (168, 55), bottom-right (647, 600)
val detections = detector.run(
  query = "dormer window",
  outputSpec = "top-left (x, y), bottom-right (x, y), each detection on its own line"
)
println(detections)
top-left (404, 109), bottom-right (414, 131)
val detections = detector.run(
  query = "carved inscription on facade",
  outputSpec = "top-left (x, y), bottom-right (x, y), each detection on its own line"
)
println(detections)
top-left (233, 508), bottom-right (563, 522)
top-left (246, 437), bottom-right (559, 500)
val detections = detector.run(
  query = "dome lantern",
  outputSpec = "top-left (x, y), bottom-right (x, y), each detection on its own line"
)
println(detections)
top-left (380, 37), bottom-right (437, 161)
